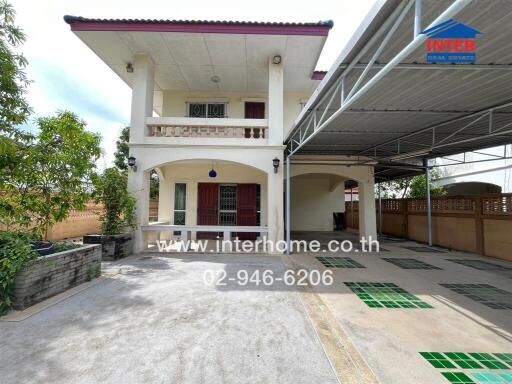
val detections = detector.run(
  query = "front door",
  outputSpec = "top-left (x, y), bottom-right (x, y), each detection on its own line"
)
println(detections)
top-left (244, 102), bottom-right (265, 138)
top-left (197, 183), bottom-right (259, 241)
top-left (197, 183), bottom-right (218, 239)
top-left (237, 184), bottom-right (258, 240)
top-left (244, 102), bottom-right (265, 119)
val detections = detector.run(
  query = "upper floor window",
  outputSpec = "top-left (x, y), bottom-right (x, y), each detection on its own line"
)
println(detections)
top-left (188, 103), bottom-right (226, 118)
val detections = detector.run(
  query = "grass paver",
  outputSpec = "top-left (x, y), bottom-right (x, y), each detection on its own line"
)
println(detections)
top-left (401, 245), bottom-right (445, 253)
top-left (493, 353), bottom-right (512, 368)
top-left (345, 282), bottom-right (433, 309)
top-left (446, 260), bottom-right (512, 271)
top-left (420, 352), bottom-right (512, 383)
top-left (420, 352), bottom-right (457, 368)
top-left (316, 257), bottom-right (365, 268)
top-left (498, 373), bottom-right (512, 383)
top-left (468, 353), bottom-right (509, 370)
top-left (471, 372), bottom-right (504, 383)
top-left (442, 372), bottom-right (476, 383)
top-left (382, 257), bottom-right (442, 270)
top-left (439, 284), bottom-right (512, 310)
top-left (445, 352), bottom-right (484, 369)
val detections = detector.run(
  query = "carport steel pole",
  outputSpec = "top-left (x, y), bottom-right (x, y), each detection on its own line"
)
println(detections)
top-left (378, 183), bottom-right (382, 235)
top-left (424, 159), bottom-right (433, 246)
top-left (286, 157), bottom-right (291, 255)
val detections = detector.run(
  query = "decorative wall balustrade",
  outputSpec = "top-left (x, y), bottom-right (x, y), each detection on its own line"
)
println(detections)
top-left (345, 193), bottom-right (512, 261)
top-left (148, 124), bottom-right (267, 139)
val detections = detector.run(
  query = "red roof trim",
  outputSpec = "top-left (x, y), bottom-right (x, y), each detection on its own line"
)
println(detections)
top-left (311, 70), bottom-right (327, 80)
top-left (64, 16), bottom-right (333, 36)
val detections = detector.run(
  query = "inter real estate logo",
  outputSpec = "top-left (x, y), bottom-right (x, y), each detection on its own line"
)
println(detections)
top-left (421, 19), bottom-right (481, 64)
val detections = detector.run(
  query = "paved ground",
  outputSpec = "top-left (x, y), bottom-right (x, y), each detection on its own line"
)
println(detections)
top-left (1, 232), bottom-right (511, 384)
top-left (0, 254), bottom-right (338, 384)
top-left (292, 231), bottom-right (512, 384)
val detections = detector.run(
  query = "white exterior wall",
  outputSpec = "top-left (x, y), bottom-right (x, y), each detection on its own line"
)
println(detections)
top-left (291, 175), bottom-right (345, 231)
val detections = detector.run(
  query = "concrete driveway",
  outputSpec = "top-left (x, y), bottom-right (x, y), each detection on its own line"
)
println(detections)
top-left (0, 254), bottom-right (338, 384)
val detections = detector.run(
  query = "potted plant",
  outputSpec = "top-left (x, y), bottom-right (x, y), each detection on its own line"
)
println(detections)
top-left (84, 167), bottom-right (136, 260)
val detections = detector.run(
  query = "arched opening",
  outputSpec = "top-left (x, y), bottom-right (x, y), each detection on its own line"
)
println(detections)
top-left (290, 173), bottom-right (346, 232)
top-left (133, 158), bottom-right (274, 251)
top-left (286, 163), bottom-right (377, 246)
top-left (156, 159), bottom-right (267, 236)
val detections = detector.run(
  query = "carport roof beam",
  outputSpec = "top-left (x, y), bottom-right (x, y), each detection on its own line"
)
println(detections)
top-left (286, 0), bottom-right (472, 157)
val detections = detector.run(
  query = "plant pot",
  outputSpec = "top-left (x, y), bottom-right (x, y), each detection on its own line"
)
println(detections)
top-left (30, 241), bottom-right (54, 256)
top-left (13, 244), bottom-right (101, 310)
top-left (83, 233), bottom-right (133, 260)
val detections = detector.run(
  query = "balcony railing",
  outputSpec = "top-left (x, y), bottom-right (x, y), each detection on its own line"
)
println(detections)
top-left (146, 117), bottom-right (268, 140)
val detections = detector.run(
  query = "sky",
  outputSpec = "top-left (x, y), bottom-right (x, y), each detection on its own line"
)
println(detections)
top-left (10, 0), bottom-right (512, 191)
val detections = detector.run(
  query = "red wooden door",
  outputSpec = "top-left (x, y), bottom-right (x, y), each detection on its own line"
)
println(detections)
top-left (197, 183), bottom-right (219, 239)
top-left (244, 102), bottom-right (265, 119)
top-left (244, 102), bottom-right (265, 139)
top-left (237, 184), bottom-right (258, 240)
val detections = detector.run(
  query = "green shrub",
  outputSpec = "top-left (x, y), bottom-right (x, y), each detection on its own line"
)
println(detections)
top-left (92, 167), bottom-right (136, 236)
top-left (0, 231), bottom-right (36, 314)
top-left (53, 242), bottom-right (81, 253)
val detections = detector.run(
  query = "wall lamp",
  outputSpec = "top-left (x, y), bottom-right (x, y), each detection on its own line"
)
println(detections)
top-left (272, 55), bottom-right (282, 64)
top-left (272, 157), bottom-right (280, 174)
top-left (128, 156), bottom-right (137, 172)
top-left (126, 63), bottom-right (134, 73)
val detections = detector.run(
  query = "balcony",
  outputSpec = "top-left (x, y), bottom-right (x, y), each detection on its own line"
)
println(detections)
top-left (145, 117), bottom-right (268, 145)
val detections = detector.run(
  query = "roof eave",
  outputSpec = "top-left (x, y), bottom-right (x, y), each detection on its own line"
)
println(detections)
top-left (64, 15), bottom-right (333, 36)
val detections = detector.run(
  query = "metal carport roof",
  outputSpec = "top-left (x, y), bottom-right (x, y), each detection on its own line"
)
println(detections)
top-left (285, 0), bottom-right (512, 182)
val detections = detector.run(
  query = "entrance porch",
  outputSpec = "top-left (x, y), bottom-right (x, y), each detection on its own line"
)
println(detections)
top-left (129, 155), bottom-right (283, 252)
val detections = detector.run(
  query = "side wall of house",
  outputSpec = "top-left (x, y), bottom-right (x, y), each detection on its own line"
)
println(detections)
top-left (291, 175), bottom-right (345, 232)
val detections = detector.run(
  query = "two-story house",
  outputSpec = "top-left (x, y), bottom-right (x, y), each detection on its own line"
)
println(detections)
top-left (64, 16), bottom-right (377, 252)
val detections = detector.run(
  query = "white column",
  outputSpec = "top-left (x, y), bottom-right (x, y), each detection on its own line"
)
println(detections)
top-left (268, 57), bottom-right (284, 145)
top-left (128, 169), bottom-right (150, 253)
top-left (358, 174), bottom-right (377, 241)
top-left (267, 157), bottom-right (284, 251)
top-left (157, 170), bottom-right (171, 223)
top-left (130, 54), bottom-right (155, 144)
top-left (128, 54), bottom-right (154, 253)
top-left (188, 182), bottom-right (198, 241)
top-left (156, 171), bottom-right (171, 241)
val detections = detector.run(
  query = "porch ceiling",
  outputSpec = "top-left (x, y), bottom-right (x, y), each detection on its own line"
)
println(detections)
top-left (64, 17), bottom-right (332, 93)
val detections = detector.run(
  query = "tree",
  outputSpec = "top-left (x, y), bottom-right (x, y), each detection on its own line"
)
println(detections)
top-left (91, 167), bottom-right (136, 236)
top-left (0, 0), bottom-right (31, 145)
top-left (1, 111), bottom-right (101, 239)
top-left (379, 169), bottom-right (445, 199)
top-left (114, 126), bottom-right (129, 170)
top-left (113, 126), bottom-right (159, 199)
top-left (379, 177), bottom-right (413, 199)
top-left (407, 171), bottom-right (445, 198)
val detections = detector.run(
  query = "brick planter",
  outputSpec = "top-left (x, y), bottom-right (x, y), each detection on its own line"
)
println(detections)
top-left (13, 244), bottom-right (101, 310)
top-left (83, 233), bottom-right (133, 260)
